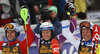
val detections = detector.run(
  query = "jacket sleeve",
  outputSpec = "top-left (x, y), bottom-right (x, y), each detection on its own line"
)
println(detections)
top-left (34, 22), bottom-right (41, 34)
top-left (70, 17), bottom-right (77, 33)
top-left (61, 20), bottom-right (80, 51)
top-left (34, 33), bottom-right (40, 48)
top-left (19, 24), bottom-right (34, 54)
top-left (0, 41), bottom-right (5, 50)
top-left (55, 34), bottom-right (66, 50)
top-left (52, 20), bottom-right (62, 36)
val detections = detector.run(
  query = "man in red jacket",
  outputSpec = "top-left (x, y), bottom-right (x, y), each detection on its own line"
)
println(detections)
top-left (0, 23), bottom-right (34, 54)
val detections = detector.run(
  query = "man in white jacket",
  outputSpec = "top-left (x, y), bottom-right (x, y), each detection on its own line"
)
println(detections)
top-left (62, 21), bottom-right (94, 54)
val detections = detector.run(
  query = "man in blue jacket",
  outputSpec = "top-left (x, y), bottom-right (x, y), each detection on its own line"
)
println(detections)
top-left (34, 6), bottom-right (62, 36)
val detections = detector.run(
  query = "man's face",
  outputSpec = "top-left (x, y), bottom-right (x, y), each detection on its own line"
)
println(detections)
top-left (7, 30), bottom-right (16, 41)
top-left (42, 30), bottom-right (51, 41)
top-left (82, 29), bottom-right (92, 41)
top-left (49, 11), bottom-right (56, 19)
top-left (34, 5), bottom-right (39, 14)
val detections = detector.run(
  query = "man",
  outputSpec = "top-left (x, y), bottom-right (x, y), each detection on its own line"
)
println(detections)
top-left (33, 22), bottom-right (71, 54)
top-left (34, 6), bottom-right (62, 36)
top-left (32, 2), bottom-right (77, 54)
top-left (48, 6), bottom-right (58, 20)
top-left (0, 23), bottom-right (34, 54)
top-left (62, 21), bottom-right (95, 54)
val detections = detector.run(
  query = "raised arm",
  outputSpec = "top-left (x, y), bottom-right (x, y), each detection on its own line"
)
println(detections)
top-left (34, 20), bottom-right (62, 36)
top-left (20, 24), bottom-right (40, 48)
top-left (19, 24), bottom-right (34, 54)
top-left (34, 22), bottom-right (41, 34)
top-left (61, 20), bottom-right (80, 51)
top-left (52, 20), bottom-right (62, 36)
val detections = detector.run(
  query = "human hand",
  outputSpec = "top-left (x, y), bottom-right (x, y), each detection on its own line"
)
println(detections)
top-left (64, 2), bottom-right (76, 16)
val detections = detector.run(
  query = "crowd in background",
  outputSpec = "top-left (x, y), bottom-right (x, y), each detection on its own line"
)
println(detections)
top-left (0, 0), bottom-right (100, 27)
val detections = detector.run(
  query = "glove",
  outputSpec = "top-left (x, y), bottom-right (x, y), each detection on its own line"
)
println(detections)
top-left (64, 2), bottom-right (76, 16)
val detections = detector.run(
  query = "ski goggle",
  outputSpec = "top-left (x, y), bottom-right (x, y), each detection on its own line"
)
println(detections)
top-left (40, 27), bottom-right (54, 31)
top-left (79, 21), bottom-right (91, 29)
top-left (4, 24), bottom-right (14, 30)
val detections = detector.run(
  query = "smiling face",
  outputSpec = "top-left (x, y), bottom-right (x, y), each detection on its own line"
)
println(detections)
top-left (42, 30), bottom-right (52, 41)
top-left (6, 30), bottom-right (16, 41)
top-left (82, 29), bottom-right (92, 41)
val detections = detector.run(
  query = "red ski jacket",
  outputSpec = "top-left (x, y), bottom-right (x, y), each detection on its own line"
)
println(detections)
top-left (0, 24), bottom-right (34, 54)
